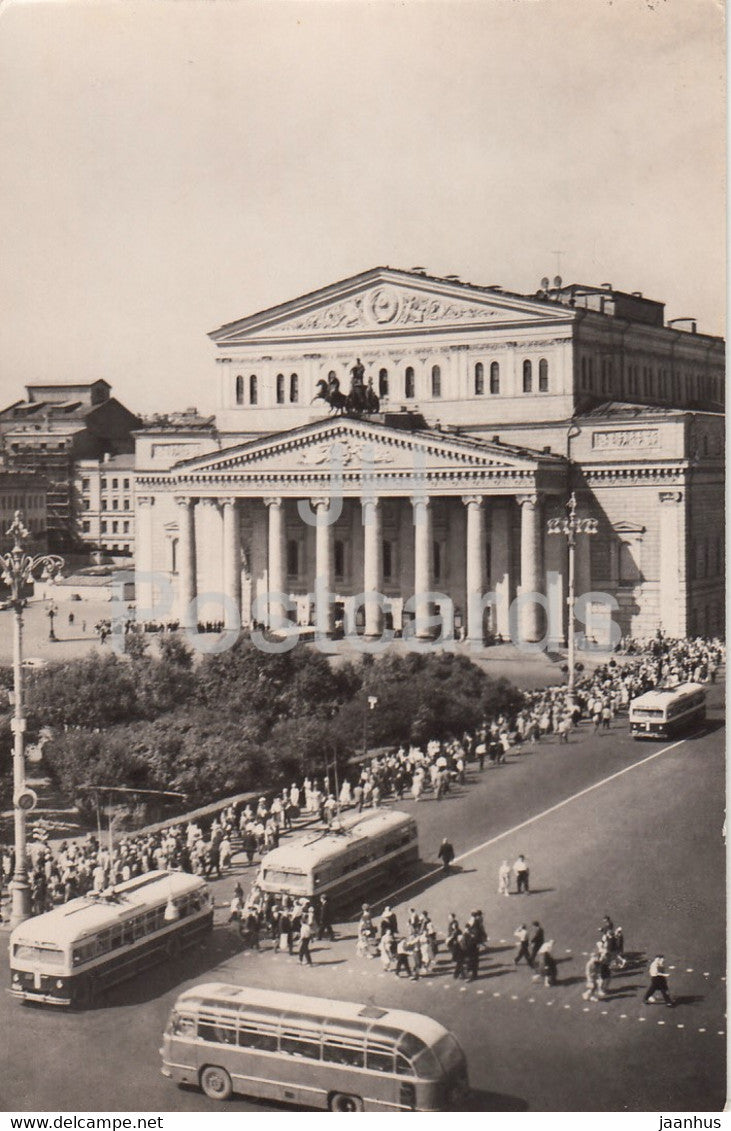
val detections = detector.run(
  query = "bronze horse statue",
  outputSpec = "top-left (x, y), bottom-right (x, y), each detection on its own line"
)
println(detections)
top-left (312, 360), bottom-right (380, 416)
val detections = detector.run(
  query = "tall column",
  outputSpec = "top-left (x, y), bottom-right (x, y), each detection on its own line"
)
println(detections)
top-left (264, 497), bottom-right (287, 629)
top-left (313, 497), bottom-right (335, 638)
top-left (658, 490), bottom-right (684, 636)
top-left (175, 496), bottom-right (197, 630)
top-left (411, 496), bottom-right (433, 638)
top-left (517, 493), bottom-right (545, 642)
top-left (490, 503), bottom-right (512, 639)
top-left (463, 495), bottom-right (486, 644)
top-left (222, 497), bottom-right (241, 631)
top-left (361, 497), bottom-right (383, 639)
top-left (135, 495), bottom-right (155, 614)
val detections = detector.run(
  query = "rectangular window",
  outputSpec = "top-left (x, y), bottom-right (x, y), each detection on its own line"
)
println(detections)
top-left (323, 1041), bottom-right (365, 1068)
top-left (112, 478), bottom-right (118, 489)
top-left (281, 1033), bottom-right (321, 1060)
top-left (82, 521), bottom-right (90, 533)
top-left (382, 539), bottom-right (393, 581)
top-left (101, 478), bottom-right (107, 490)
top-left (82, 479), bottom-right (90, 492)
top-left (238, 1026), bottom-right (278, 1052)
top-left (112, 499), bottom-right (118, 510)
top-left (123, 479), bottom-right (130, 490)
top-left (123, 500), bottom-right (130, 510)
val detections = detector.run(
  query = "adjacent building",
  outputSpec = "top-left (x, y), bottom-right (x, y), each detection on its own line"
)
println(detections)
top-left (0, 380), bottom-right (141, 550)
top-left (134, 267), bottom-right (725, 643)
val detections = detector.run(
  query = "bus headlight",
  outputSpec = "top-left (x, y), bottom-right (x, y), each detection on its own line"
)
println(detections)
top-left (55, 979), bottom-right (65, 989)
top-left (11, 973), bottom-right (20, 984)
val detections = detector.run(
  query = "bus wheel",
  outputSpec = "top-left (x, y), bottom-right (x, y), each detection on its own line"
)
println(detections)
top-left (330, 1093), bottom-right (364, 1112)
top-left (200, 1066), bottom-right (233, 1101)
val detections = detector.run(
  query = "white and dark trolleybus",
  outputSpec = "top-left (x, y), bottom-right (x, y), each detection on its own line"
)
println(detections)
top-left (161, 983), bottom-right (469, 1111)
top-left (629, 682), bottom-right (706, 740)
top-left (9, 869), bottom-right (213, 1007)
top-left (254, 808), bottom-right (418, 911)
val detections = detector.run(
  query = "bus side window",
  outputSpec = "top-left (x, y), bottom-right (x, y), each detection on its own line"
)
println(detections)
top-left (281, 1031), bottom-right (321, 1060)
top-left (199, 1021), bottom-right (236, 1045)
top-left (96, 930), bottom-right (111, 955)
top-left (123, 923), bottom-right (135, 946)
top-left (110, 927), bottom-right (123, 948)
top-left (238, 1026), bottom-right (278, 1052)
top-left (395, 1053), bottom-right (414, 1076)
top-left (366, 1047), bottom-right (394, 1072)
top-left (323, 1040), bottom-right (364, 1068)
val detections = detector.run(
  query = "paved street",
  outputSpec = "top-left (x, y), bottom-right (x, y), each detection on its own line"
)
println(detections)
top-left (0, 685), bottom-right (725, 1113)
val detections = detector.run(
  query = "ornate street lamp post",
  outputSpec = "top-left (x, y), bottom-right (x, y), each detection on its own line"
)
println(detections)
top-left (547, 493), bottom-right (598, 704)
top-left (47, 603), bottom-right (58, 641)
top-left (0, 512), bottom-right (64, 927)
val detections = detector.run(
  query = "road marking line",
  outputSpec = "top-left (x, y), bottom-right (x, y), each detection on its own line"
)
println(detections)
top-left (677, 1024), bottom-right (684, 1029)
top-left (638, 1017), bottom-right (646, 1022)
top-left (718, 1031), bottom-right (725, 1036)
top-left (658, 1020), bottom-right (666, 1026)
top-left (460, 986), bottom-right (467, 992)
top-left (546, 1001), bottom-right (554, 1006)
top-left (477, 990), bottom-right (484, 995)
top-left (601, 1011), bottom-right (608, 1015)
top-left (583, 1007), bottom-right (590, 1013)
top-left (686, 968), bottom-right (694, 973)
top-left (370, 734), bottom-right (693, 908)
top-left (563, 1004), bottom-right (571, 1010)
top-left (511, 994), bottom-right (518, 1000)
top-left (698, 1028), bottom-right (706, 1033)
top-left (528, 998), bottom-right (535, 1003)
top-left (703, 972), bottom-right (710, 977)
top-left (620, 1014), bottom-right (627, 1019)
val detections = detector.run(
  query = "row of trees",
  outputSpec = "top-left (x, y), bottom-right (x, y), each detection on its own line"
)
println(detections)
top-left (1, 635), bottom-right (523, 822)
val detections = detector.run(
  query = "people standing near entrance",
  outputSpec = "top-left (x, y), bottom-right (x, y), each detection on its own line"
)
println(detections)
top-left (514, 854), bottom-right (530, 893)
top-left (643, 954), bottom-right (674, 1006)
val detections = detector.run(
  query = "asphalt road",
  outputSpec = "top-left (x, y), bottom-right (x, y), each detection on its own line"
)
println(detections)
top-left (1, 685), bottom-right (725, 1113)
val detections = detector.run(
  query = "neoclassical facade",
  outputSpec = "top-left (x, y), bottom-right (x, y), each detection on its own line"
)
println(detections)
top-left (134, 267), bottom-right (725, 643)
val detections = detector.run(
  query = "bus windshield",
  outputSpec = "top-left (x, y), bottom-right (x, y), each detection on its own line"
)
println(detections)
top-left (632, 708), bottom-right (664, 718)
top-left (13, 944), bottom-right (65, 966)
top-left (262, 868), bottom-right (308, 891)
top-left (433, 1032), bottom-right (464, 1073)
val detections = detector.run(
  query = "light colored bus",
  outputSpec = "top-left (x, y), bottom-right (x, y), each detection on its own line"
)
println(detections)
top-left (9, 870), bottom-right (213, 1007)
top-left (161, 982), bottom-right (469, 1111)
top-left (629, 682), bottom-right (706, 740)
top-left (254, 809), bottom-right (418, 910)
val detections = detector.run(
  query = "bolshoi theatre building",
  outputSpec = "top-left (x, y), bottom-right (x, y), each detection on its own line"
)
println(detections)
top-left (134, 267), bottom-right (725, 645)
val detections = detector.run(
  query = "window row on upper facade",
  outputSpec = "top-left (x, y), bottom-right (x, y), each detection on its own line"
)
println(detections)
top-left (233, 358), bottom-right (550, 405)
top-left (580, 355), bottom-right (724, 405)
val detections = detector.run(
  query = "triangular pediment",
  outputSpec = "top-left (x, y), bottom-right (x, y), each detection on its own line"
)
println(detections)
top-left (172, 416), bottom-right (562, 482)
top-left (209, 267), bottom-right (573, 346)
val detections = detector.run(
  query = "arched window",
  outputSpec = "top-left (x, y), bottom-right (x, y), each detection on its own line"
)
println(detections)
top-left (249, 374), bottom-right (258, 405)
top-left (276, 373), bottom-right (285, 404)
top-left (474, 362), bottom-right (484, 396)
top-left (538, 358), bottom-right (548, 392)
top-left (522, 360), bottom-right (532, 393)
top-left (379, 368), bottom-right (389, 397)
top-left (235, 375), bottom-right (244, 405)
top-left (405, 366), bottom-right (415, 398)
top-left (490, 361), bottom-right (500, 395)
top-left (289, 373), bottom-right (299, 403)
top-left (431, 364), bottom-right (442, 398)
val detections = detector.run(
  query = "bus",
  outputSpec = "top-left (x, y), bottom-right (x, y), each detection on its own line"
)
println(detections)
top-left (254, 809), bottom-right (418, 911)
top-left (9, 870), bottom-right (213, 1008)
top-left (161, 982), bottom-right (469, 1111)
top-left (629, 682), bottom-right (706, 740)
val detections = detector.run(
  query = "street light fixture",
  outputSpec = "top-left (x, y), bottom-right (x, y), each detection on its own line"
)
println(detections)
top-left (547, 492), bottom-right (598, 704)
top-left (0, 512), bottom-right (64, 927)
top-left (47, 603), bottom-right (58, 641)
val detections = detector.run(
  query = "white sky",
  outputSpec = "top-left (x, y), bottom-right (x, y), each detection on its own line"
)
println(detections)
top-left (0, 0), bottom-right (725, 415)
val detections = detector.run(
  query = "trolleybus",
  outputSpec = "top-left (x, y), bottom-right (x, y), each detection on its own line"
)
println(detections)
top-left (254, 808), bottom-right (418, 911)
top-left (161, 982), bottom-right (469, 1111)
top-left (9, 869), bottom-right (213, 1007)
top-left (629, 682), bottom-right (706, 739)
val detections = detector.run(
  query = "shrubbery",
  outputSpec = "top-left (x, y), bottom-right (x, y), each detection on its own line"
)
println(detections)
top-left (6, 636), bottom-right (523, 819)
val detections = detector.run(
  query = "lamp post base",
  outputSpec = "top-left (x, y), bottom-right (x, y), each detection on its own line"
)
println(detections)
top-left (9, 877), bottom-right (31, 929)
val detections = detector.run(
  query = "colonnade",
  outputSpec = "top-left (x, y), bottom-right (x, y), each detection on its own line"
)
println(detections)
top-left (137, 491), bottom-right (550, 643)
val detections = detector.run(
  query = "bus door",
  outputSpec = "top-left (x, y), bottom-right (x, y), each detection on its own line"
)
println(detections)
top-left (164, 1009), bottom-right (198, 1081)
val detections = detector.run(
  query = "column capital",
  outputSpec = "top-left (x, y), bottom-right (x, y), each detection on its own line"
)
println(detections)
top-left (263, 496), bottom-right (284, 510)
top-left (199, 497), bottom-right (221, 510)
top-left (136, 495), bottom-right (155, 508)
top-left (310, 497), bottom-right (332, 511)
top-left (516, 492), bottom-right (541, 508)
top-left (220, 496), bottom-right (239, 509)
top-left (658, 490), bottom-right (683, 504)
top-left (173, 494), bottom-right (194, 508)
top-left (360, 497), bottom-right (381, 511)
top-left (461, 494), bottom-right (485, 509)
top-left (410, 495), bottom-right (431, 510)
